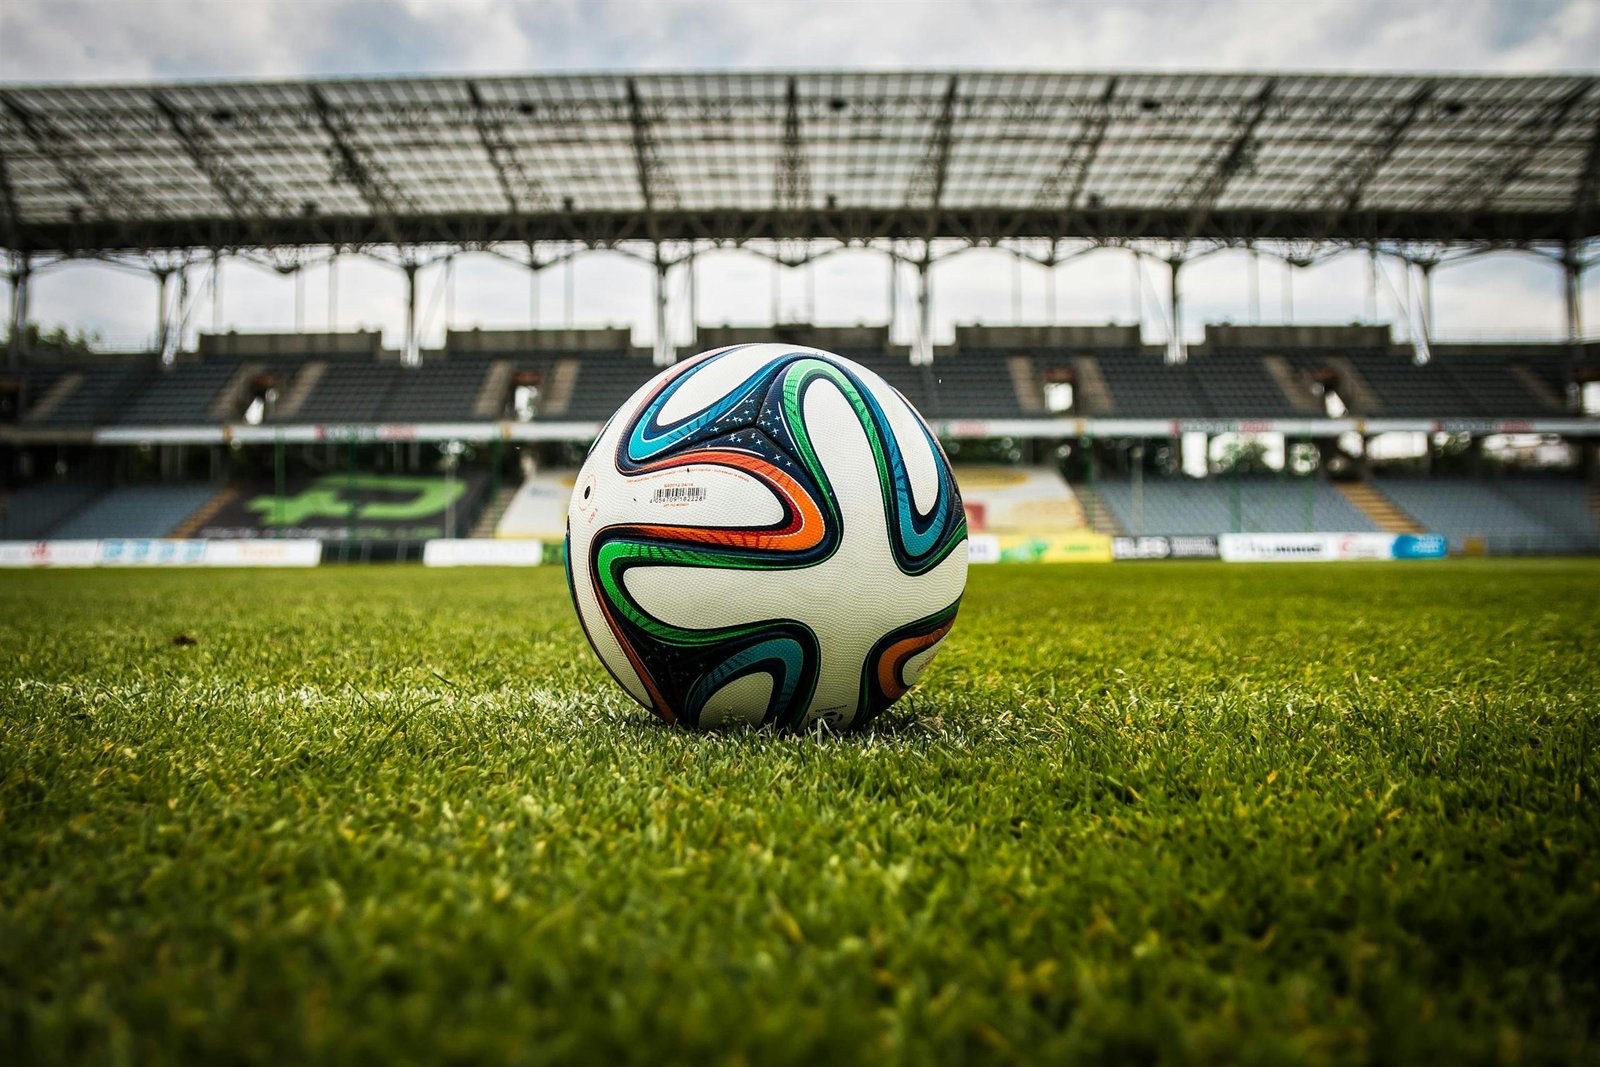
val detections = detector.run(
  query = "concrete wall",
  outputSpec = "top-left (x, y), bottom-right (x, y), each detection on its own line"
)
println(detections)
top-left (693, 323), bottom-right (893, 352)
top-left (198, 331), bottom-right (384, 358)
top-left (1201, 324), bottom-right (1392, 349)
top-left (445, 327), bottom-right (634, 353)
top-left (953, 324), bottom-right (1144, 349)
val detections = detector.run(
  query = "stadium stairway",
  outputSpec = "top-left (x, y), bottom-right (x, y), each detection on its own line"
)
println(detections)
top-left (471, 484), bottom-right (520, 539)
top-left (169, 487), bottom-right (238, 538)
top-left (22, 371), bottom-right (84, 423)
top-left (1075, 486), bottom-right (1126, 536)
top-left (1070, 357), bottom-right (1115, 413)
top-left (274, 362), bottom-right (326, 418)
top-left (1336, 481), bottom-right (1424, 534)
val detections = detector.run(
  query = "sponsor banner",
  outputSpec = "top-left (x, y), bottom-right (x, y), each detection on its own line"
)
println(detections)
top-left (1219, 532), bottom-right (1448, 562)
top-left (1112, 535), bottom-right (1221, 560)
top-left (0, 540), bottom-right (102, 568)
top-left (423, 539), bottom-right (545, 567)
top-left (198, 472), bottom-right (486, 541)
top-left (0, 539), bottom-right (322, 567)
top-left (1392, 533), bottom-right (1449, 560)
top-left (202, 540), bottom-right (322, 567)
top-left (100, 539), bottom-right (208, 566)
top-left (992, 532), bottom-right (1113, 564)
top-left (967, 534), bottom-right (1002, 564)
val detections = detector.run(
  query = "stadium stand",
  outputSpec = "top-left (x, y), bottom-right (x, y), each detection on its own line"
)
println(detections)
top-left (1096, 477), bottom-right (1382, 536)
top-left (115, 360), bottom-right (243, 424)
top-left (0, 482), bottom-right (103, 539)
top-left (44, 486), bottom-right (222, 540)
top-left (1371, 477), bottom-right (1595, 553)
top-left (381, 360), bottom-right (495, 422)
top-left (26, 364), bottom-right (156, 427)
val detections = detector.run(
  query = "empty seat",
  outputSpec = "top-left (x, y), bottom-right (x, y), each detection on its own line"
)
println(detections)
top-left (46, 486), bottom-right (220, 539)
top-left (1096, 477), bottom-right (1380, 535)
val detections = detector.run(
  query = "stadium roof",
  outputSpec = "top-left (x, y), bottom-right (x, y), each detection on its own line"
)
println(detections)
top-left (1, 70), bottom-right (1598, 256)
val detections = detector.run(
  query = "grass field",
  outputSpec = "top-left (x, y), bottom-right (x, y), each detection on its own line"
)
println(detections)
top-left (2, 561), bottom-right (1597, 1065)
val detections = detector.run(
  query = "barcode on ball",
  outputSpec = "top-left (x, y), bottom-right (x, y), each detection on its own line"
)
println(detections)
top-left (651, 485), bottom-right (707, 504)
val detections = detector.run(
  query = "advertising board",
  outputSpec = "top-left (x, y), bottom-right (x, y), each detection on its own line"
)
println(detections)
top-left (422, 539), bottom-right (545, 567)
top-left (1112, 535), bottom-right (1221, 560)
top-left (0, 540), bottom-right (102, 567)
top-left (1219, 533), bottom-right (1449, 562)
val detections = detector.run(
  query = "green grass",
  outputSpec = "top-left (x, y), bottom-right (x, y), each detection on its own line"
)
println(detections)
top-left (1, 561), bottom-right (1597, 1065)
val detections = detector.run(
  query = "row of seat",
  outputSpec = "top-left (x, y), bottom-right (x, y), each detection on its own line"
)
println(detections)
top-left (1095, 478), bottom-right (1381, 536)
top-left (5, 345), bottom-right (1593, 425)
top-left (0, 484), bottom-right (219, 540)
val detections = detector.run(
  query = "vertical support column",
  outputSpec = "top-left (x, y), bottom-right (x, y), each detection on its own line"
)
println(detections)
top-left (1282, 260), bottom-right (1295, 324)
top-left (652, 252), bottom-right (672, 367)
top-left (154, 268), bottom-right (173, 365)
top-left (564, 245), bottom-right (576, 329)
top-left (444, 256), bottom-right (456, 336)
top-left (294, 266), bottom-right (305, 333)
top-left (1562, 243), bottom-right (1583, 343)
top-left (212, 249), bottom-right (224, 335)
top-left (687, 249), bottom-right (699, 352)
top-left (1366, 247), bottom-right (1379, 324)
top-left (527, 243), bottom-right (540, 328)
top-left (770, 258), bottom-right (781, 325)
top-left (887, 251), bottom-right (898, 339)
top-left (915, 256), bottom-right (933, 366)
top-left (402, 260), bottom-right (420, 367)
top-left (1129, 248), bottom-right (1142, 330)
top-left (1420, 260), bottom-right (1435, 345)
top-left (1165, 256), bottom-right (1185, 365)
top-left (1248, 246), bottom-right (1261, 324)
top-left (328, 253), bottom-right (339, 332)
top-left (7, 254), bottom-right (30, 370)
top-left (1011, 250), bottom-right (1023, 325)
top-left (1411, 259), bottom-right (1433, 366)
top-left (1046, 256), bottom-right (1058, 324)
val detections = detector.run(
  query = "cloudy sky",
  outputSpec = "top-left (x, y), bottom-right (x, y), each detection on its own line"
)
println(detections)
top-left (3, 0), bottom-right (1597, 352)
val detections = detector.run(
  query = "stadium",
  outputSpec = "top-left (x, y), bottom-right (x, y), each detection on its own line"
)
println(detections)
top-left (3, 47), bottom-right (1599, 1067)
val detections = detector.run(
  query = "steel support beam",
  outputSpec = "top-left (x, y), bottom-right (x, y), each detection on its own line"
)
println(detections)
top-left (1574, 106), bottom-right (1600, 239)
top-left (1449, 81), bottom-right (1593, 211)
top-left (0, 134), bottom-right (20, 253)
top-left (154, 268), bottom-right (173, 363)
top-left (1313, 84), bottom-right (1433, 221)
top-left (1563, 243), bottom-right (1583, 343)
top-left (402, 261), bottom-right (419, 367)
top-left (908, 76), bottom-right (959, 223)
top-left (7, 253), bottom-right (28, 369)
top-left (0, 92), bottom-right (143, 221)
top-left (1179, 79), bottom-right (1276, 242)
top-left (915, 257), bottom-right (933, 366)
top-left (1035, 78), bottom-right (1117, 210)
top-left (467, 81), bottom-right (543, 218)
top-left (152, 92), bottom-right (279, 223)
top-left (625, 78), bottom-right (676, 243)
top-left (653, 256), bottom-right (672, 366)
top-left (775, 77), bottom-right (811, 237)
top-left (1166, 256), bottom-right (1186, 364)
top-left (310, 87), bottom-right (409, 247)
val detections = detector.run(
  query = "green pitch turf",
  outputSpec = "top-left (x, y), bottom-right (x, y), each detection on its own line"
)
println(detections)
top-left (2, 561), bottom-right (1597, 1065)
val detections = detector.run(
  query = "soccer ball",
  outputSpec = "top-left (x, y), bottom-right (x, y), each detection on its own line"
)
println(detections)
top-left (566, 343), bottom-right (968, 731)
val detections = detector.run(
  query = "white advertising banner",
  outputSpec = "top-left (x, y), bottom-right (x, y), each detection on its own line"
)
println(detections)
top-left (423, 539), bottom-right (545, 567)
top-left (99, 539), bottom-right (209, 566)
top-left (1218, 532), bottom-right (1447, 562)
top-left (0, 540), bottom-right (103, 568)
top-left (0, 539), bottom-right (323, 568)
top-left (966, 534), bottom-right (1002, 564)
top-left (202, 540), bottom-right (323, 567)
